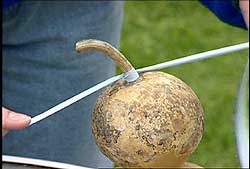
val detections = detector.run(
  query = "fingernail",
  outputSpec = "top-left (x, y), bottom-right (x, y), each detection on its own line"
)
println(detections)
top-left (8, 112), bottom-right (31, 122)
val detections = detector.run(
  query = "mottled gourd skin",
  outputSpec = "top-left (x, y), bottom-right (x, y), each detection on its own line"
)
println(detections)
top-left (92, 71), bottom-right (204, 168)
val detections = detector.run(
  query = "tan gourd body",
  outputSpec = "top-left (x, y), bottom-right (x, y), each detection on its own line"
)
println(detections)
top-left (76, 39), bottom-right (204, 168)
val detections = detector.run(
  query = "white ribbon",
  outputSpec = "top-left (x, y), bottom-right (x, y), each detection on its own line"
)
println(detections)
top-left (29, 42), bottom-right (249, 126)
top-left (2, 155), bottom-right (91, 169)
top-left (29, 74), bottom-right (123, 125)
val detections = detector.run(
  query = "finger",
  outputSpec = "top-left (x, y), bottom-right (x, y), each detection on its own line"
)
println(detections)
top-left (2, 108), bottom-right (31, 130)
top-left (240, 0), bottom-right (249, 29)
top-left (2, 129), bottom-right (9, 137)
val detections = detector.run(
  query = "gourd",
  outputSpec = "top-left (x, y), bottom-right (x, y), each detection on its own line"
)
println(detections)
top-left (76, 39), bottom-right (204, 168)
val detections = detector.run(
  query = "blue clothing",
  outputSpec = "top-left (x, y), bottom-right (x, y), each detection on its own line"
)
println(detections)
top-left (2, 0), bottom-right (21, 8)
top-left (200, 0), bottom-right (247, 30)
top-left (3, 0), bottom-right (247, 30)
top-left (3, 1), bottom-right (124, 168)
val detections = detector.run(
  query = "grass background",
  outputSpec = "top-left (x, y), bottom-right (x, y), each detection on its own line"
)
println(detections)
top-left (119, 1), bottom-right (249, 168)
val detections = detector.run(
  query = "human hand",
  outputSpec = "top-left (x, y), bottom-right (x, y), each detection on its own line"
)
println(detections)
top-left (240, 0), bottom-right (249, 29)
top-left (2, 107), bottom-right (31, 137)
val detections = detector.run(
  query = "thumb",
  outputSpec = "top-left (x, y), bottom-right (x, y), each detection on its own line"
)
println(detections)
top-left (240, 0), bottom-right (249, 29)
top-left (2, 107), bottom-right (31, 130)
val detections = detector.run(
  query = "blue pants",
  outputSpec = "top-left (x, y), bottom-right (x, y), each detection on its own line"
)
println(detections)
top-left (3, 1), bottom-right (124, 168)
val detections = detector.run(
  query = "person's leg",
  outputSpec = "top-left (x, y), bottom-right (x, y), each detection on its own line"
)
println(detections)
top-left (3, 1), bottom-right (124, 167)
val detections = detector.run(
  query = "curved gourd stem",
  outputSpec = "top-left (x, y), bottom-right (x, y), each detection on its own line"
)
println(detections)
top-left (75, 39), bottom-right (135, 73)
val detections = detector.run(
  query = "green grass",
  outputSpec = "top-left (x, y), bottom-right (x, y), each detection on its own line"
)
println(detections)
top-left (119, 1), bottom-right (249, 168)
